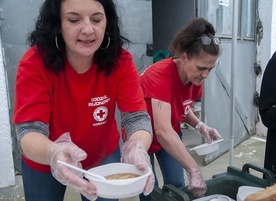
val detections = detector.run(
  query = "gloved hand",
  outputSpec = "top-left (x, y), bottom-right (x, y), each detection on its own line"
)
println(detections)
top-left (121, 140), bottom-right (155, 195)
top-left (47, 132), bottom-right (97, 201)
top-left (195, 121), bottom-right (222, 143)
top-left (186, 168), bottom-right (207, 198)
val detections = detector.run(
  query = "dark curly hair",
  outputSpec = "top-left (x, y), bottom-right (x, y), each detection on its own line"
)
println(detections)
top-left (169, 17), bottom-right (220, 59)
top-left (28, 0), bottom-right (129, 75)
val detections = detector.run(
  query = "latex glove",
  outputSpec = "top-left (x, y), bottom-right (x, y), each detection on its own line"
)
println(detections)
top-left (186, 168), bottom-right (207, 198)
top-left (195, 121), bottom-right (222, 143)
top-left (47, 132), bottom-right (97, 201)
top-left (121, 140), bottom-right (155, 195)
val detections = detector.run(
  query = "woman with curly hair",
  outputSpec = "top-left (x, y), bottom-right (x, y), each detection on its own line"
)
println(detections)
top-left (13, 0), bottom-right (154, 200)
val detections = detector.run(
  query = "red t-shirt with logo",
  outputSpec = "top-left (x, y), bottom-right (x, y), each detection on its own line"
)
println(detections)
top-left (140, 57), bottom-right (202, 153)
top-left (13, 46), bottom-right (146, 172)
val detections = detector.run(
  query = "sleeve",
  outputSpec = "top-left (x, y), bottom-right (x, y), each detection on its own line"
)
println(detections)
top-left (116, 51), bottom-right (147, 112)
top-left (121, 111), bottom-right (152, 140)
top-left (13, 55), bottom-right (52, 124)
top-left (140, 66), bottom-right (172, 103)
top-left (259, 53), bottom-right (276, 130)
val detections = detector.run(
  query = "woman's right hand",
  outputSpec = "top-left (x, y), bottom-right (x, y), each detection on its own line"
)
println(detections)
top-left (186, 168), bottom-right (207, 198)
top-left (47, 132), bottom-right (98, 201)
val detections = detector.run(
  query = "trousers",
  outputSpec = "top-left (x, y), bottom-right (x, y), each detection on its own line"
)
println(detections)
top-left (139, 131), bottom-right (185, 201)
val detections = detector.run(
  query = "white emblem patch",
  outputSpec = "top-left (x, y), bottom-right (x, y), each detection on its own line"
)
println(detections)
top-left (93, 106), bottom-right (108, 122)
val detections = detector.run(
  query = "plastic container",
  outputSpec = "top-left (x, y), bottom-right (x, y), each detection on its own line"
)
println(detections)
top-left (151, 163), bottom-right (275, 201)
top-left (190, 139), bottom-right (224, 156)
top-left (193, 194), bottom-right (233, 201)
top-left (237, 186), bottom-right (264, 201)
top-left (85, 163), bottom-right (151, 199)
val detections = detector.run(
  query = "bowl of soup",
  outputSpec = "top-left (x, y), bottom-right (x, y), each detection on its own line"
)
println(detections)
top-left (85, 163), bottom-right (152, 199)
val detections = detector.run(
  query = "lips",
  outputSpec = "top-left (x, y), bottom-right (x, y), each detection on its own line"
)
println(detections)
top-left (78, 39), bottom-right (95, 45)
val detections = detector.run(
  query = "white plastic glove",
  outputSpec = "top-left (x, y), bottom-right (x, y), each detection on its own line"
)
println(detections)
top-left (186, 168), bottom-right (207, 198)
top-left (121, 140), bottom-right (155, 195)
top-left (47, 132), bottom-right (97, 201)
top-left (195, 121), bottom-right (222, 143)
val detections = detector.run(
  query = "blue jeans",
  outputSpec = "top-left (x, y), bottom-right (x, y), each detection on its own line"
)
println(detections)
top-left (22, 147), bottom-right (120, 201)
top-left (139, 131), bottom-right (185, 201)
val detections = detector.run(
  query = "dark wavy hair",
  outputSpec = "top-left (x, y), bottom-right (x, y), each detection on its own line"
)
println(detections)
top-left (169, 17), bottom-right (220, 59)
top-left (28, 0), bottom-right (129, 75)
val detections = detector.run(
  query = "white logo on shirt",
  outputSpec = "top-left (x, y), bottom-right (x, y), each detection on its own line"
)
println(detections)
top-left (183, 99), bottom-right (193, 117)
top-left (93, 106), bottom-right (108, 122)
top-left (88, 95), bottom-right (110, 107)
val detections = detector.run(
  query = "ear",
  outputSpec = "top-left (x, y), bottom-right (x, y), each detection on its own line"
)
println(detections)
top-left (180, 52), bottom-right (188, 63)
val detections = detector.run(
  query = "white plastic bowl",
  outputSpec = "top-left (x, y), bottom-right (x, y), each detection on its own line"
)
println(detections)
top-left (190, 139), bottom-right (224, 156)
top-left (237, 186), bottom-right (264, 201)
top-left (85, 163), bottom-right (151, 199)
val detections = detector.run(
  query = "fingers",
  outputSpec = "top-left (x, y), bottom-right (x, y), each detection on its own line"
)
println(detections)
top-left (64, 144), bottom-right (87, 162)
top-left (197, 122), bottom-right (221, 143)
top-left (190, 186), bottom-right (207, 198)
top-left (187, 168), bottom-right (207, 198)
top-left (207, 127), bottom-right (222, 141)
top-left (143, 172), bottom-right (155, 195)
top-left (71, 179), bottom-right (97, 201)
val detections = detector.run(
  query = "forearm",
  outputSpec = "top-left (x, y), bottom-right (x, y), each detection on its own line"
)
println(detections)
top-left (121, 111), bottom-right (153, 150)
top-left (156, 128), bottom-right (199, 170)
top-left (128, 130), bottom-right (152, 150)
top-left (184, 109), bottom-right (201, 128)
top-left (21, 132), bottom-right (53, 165)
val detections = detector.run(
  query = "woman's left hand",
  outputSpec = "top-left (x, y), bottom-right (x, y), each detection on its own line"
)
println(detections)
top-left (121, 140), bottom-right (155, 195)
top-left (195, 122), bottom-right (222, 143)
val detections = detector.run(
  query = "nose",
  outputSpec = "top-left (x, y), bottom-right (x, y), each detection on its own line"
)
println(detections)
top-left (81, 19), bottom-right (94, 34)
top-left (201, 70), bottom-right (209, 78)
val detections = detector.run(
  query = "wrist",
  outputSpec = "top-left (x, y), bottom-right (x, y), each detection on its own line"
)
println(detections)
top-left (195, 121), bottom-right (204, 130)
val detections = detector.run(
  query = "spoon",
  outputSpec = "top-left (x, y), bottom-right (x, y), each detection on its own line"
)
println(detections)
top-left (57, 160), bottom-right (106, 180)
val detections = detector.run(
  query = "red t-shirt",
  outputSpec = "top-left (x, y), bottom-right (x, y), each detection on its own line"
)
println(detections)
top-left (140, 57), bottom-right (202, 153)
top-left (13, 47), bottom-right (146, 172)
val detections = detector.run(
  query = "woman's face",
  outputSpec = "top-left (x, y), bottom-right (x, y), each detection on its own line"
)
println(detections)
top-left (60, 0), bottom-right (107, 59)
top-left (180, 52), bottom-right (218, 86)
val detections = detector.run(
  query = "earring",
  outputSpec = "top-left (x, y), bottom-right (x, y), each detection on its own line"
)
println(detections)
top-left (100, 32), bottom-right (110, 50)
top-left (55, 35), bottom-right (63, 51)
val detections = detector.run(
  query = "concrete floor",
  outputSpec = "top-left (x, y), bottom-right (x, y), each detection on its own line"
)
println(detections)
top-left (0, 129), bottom-right (267, 201)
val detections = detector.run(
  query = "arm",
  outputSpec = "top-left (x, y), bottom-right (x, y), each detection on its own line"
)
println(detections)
top-left (17, 122), bottom-right (97, 200)
top-left (259, 55), bottom-right (276, 130)
top-left (151, 99), bottom-right (198, 170)
top-left (120, 111), bottom-right (152, 149)
top-left (185, 106), bottom-right (221, 143)
top-left (151, 98), bottom-right (206, 197)
top-left (21, 132), bottom-right (55, 165)
top-left (184, 106), bottom-right (201, 128)
top-left (120, 111), bottom-right (154, 195)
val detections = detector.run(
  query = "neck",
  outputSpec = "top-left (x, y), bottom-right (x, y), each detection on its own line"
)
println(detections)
top-left (68, 56), bottom-right (93, 74)
top-left (174, 59), bottom-right (190, 85)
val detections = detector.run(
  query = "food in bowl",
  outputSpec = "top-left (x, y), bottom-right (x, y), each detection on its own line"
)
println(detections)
top-left (85, 163), bottom-right (152, 199)
top-left (105, 173), bottom-right (140, 180)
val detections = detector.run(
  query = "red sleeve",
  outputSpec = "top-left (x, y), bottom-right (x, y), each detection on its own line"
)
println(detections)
top-left (140, 65), bottom-right (172, 103)
top-left (13, 49), bottom-right (52, 124)
top-left (116, 50), bottom-right (147, 112)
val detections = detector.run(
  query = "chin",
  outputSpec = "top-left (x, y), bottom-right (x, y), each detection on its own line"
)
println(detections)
top-left (193, 80), bottom-right (203, 86)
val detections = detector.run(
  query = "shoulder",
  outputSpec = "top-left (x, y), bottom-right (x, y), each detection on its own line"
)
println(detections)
top-left (19, 46), bottom-right (41, 63)
top-left (118, 48), bottom-right (133, 61)
top-left (141, 58), bottom-right (174, 79)
top-left (17, 46), bottom-right (52, 79)
top-left (264, 52), bottom-right (276, 75)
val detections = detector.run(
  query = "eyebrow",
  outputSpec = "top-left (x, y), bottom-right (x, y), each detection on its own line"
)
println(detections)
top-left (64, 11), bottom-right (105, 16)
top-left (197, 66), bottom-right (216, 71)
